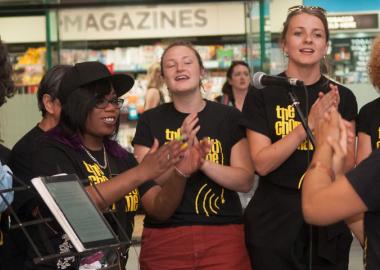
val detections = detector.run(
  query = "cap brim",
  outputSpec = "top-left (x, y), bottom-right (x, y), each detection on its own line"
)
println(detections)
top-left (110, 74), bottom-right (135, 97)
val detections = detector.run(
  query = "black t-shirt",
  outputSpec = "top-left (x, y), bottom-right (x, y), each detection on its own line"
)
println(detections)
top-left (357, 97), bottom-right (380, 150)
top-left (346, 149), bottom-right (380, 270)
top-left (8, 125), bottom-right (45, 214)
top-left (241, 74), bottom-right (357, 189)
top-left (29, 138), bottom-right (154, 269)
top-left (0, 144), bottom-right (10, 164)
top-left (132, 100), bottom-right (245, 227)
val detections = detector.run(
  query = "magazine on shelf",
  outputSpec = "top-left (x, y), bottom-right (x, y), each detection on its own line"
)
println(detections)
top-left (31, 174), bottom-right (118, 252)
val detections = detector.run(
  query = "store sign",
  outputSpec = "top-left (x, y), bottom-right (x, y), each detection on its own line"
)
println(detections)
top-left (327, 13), bottom-right (378, 30)
top-left (0, 16), bottom-right (46, 43)
top-left (59, 2), bottom-right (245, 40)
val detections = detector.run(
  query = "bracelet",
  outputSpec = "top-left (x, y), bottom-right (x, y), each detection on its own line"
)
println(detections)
top-left (174, 166), bottom-right (190, 178)
top-left (308, 161), bottom-right (335, 181)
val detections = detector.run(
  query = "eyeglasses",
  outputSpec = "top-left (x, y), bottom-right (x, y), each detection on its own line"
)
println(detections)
top-left (287, 5), bottom-right (326, 15)
top-left (94, 97), bottom-right (124, 109)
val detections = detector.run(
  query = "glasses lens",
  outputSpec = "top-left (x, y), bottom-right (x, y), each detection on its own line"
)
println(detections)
top-left (95, 98), bottom-right (108, 109)
top-left (109, 98), bottom-right (123, 108)
top-left (94, 98), bottom-right (123, 109)
top-left (117, 98), bottom-right (124, 108)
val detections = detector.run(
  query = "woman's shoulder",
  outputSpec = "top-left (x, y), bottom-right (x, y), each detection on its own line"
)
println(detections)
top-left (206, 99), bottom-right (241, 115)
top-left (323, 76), bottom-right (353, 94)
top-left (360, 97), bottom-right (380, 113)
top-left (141, 102), bottom-right (174, 118)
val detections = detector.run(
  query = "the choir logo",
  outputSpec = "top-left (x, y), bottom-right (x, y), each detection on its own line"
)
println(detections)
top-left (83, 161), bottom-right (139, 212)
top-left (165, 129), bottom-right (226, 216)
top-left (274, 105), bottom-right (313, 151)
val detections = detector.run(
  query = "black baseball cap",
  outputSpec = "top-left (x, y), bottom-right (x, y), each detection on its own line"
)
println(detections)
top-left (58, 61), bottom-right (134, 104)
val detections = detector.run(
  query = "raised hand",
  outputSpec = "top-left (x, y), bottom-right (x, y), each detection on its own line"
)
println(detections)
top-left (173, 113), bottom-right (211, 177)
top-left (315, 109), bottom-right (350, 176)
top-left (175, 138), bottom-right (211, 177)
top-left (308, 83), bottom-right (340, 130)
top-left (180, 113), bottom-right (200, 144)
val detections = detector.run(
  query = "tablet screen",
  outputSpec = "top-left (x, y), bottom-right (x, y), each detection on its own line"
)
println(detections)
top-left (45, 175), bottom-right (118, 249)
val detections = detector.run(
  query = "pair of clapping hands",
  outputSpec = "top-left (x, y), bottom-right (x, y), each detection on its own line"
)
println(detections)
top-left (314, 105), bottom-right (354, 177)
top-left (139, 113), bottom-right (211, 181)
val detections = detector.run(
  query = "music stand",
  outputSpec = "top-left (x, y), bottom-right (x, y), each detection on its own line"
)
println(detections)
top-left (0, 172), bottom-right (135, 269)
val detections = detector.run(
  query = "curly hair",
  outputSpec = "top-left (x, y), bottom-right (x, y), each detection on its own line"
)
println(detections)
top-left (0, 39), bottom-right (14, 106)
top-left (368, 36), bottom-right (380, 92)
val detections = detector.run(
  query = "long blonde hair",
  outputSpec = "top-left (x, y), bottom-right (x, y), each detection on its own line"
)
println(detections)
top-left (146, 62), bottom-right (163, 89)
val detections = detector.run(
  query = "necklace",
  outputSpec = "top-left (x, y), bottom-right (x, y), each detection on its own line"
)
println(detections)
top-left (81, 145), bottom-right (108, 170)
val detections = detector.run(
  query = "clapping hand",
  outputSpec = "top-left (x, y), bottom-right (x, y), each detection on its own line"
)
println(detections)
top-left (315, 109), bottom-right (353, 176)
top-left (174, 113), bottom-right (211, 177)
top-left (138, 138), bottom-right (185, 181)
top-left (308, 83), bottom-right (340, 131)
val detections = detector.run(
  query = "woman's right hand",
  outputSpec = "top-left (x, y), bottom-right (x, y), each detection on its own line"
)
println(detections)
top-left (308, 84), bottom-right (339, 130)
top-left (137, 138), bottom-right (184, 181)
top-left (174, 113), bottom-right (211, 177)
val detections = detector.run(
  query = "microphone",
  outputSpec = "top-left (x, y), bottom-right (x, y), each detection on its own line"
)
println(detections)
top-left (252, 72), bottom-right (304, 89)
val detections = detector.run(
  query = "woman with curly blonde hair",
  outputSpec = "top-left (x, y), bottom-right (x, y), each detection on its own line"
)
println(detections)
top-left (357, 36), bottom-right (380, 164)
top-left (144, 62), bottom-right (166, 110)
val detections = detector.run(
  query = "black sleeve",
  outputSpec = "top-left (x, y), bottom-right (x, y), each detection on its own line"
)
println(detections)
top-left (33, 142), bottom-right (78, 177)
top-left (229, 107), bottom-right (245, 145)
top-left (339, 87), bottom-right (357, 122)
top-left (346, 149), bottom-right (380, 211)
top-left (357, 103), bottom-right (372, 134)
top-left (132, 112), bottom-right (154, 148)
top-left (0, 144), bottom-right (10, 164)
top-left (123, 152), bottom-right (156, 197)
top-left (241, 89), bottom-right (269, 136)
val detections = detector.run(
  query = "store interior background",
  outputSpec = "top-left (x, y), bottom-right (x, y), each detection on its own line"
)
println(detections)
top-left (0, 0), bottom-right (379, 150)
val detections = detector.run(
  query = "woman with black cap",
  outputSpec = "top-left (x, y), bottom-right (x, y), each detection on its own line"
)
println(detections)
top-left (27, 61), bottom-right (209, 270)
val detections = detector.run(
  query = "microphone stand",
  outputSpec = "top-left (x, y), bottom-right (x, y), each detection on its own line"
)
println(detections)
top-left (287, 87), bottom-right (316, 148)
top-left (287, 85), bottom-right (315, 270)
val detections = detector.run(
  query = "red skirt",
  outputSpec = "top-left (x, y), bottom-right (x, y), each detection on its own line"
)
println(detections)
top-left (139, 224), bottom-right (252, 270)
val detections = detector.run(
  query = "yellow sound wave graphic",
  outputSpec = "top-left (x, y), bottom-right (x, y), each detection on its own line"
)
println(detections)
top-left (195, 183), bottom-right (225, 216)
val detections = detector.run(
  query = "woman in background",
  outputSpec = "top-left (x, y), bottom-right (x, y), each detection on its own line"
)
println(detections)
top-left (356, 36), bottom-right (380, 164)
top-left (241, 5), bottom-right (357, 269)
top-left (349, 35), bottom-right (380, 245)
top-left (217, 60), bottom-right (253, 111)
top-left (217, 60), bottom-right (257, 208)
top-left (144, 62), bottom-right (166, 111)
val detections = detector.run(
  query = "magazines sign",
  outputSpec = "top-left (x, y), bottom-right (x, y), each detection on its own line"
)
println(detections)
top-left (59, 2), bottom-right (245, 40)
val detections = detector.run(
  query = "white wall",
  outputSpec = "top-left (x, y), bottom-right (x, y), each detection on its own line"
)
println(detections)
top-left (0, 95), bottom-right (40, 149)
top-left (348, 83), bottom-right (379, 109)
top-left (0, 16), bottom-right (46, 43)
top-left (269, 0), bottom-right (302, 33)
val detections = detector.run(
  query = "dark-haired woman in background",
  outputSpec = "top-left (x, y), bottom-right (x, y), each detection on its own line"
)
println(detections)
top-left (217, 60), bottom-right (257, 208)
top-left (217, 60), bottom-right (253, 111)
top-left (241, 5), bottom-right (357, 270)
